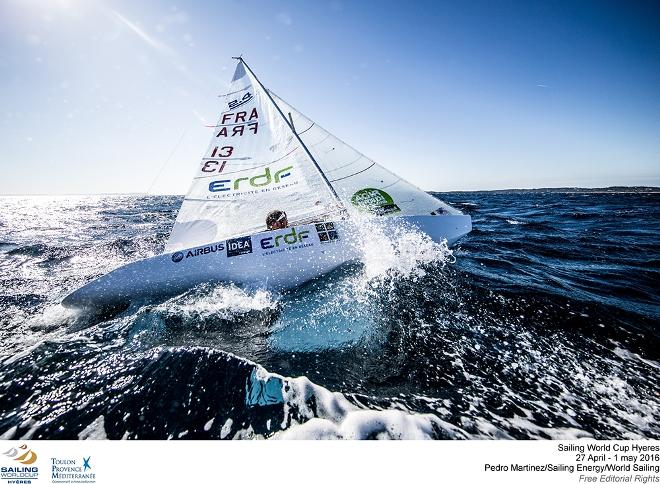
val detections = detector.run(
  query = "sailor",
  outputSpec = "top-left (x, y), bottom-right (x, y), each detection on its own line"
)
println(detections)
top-left (266, 210), bottom-right (288, 230)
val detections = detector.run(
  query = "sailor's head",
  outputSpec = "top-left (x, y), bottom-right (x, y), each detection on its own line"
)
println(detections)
top-left (266, 210), bottom-right (288, 230)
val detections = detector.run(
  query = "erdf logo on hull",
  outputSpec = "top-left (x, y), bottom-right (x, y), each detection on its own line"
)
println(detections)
top-left (260, 227), bottom-right (310, 249)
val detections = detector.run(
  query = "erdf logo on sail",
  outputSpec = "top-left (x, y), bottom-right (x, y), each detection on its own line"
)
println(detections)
top-left (209, 166), bottom-right (293, 193)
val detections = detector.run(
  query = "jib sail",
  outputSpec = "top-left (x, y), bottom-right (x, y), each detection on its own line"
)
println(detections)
top-left (270, 91), bottom-right (459, 218)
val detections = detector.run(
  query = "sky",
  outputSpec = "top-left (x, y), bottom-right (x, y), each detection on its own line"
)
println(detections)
top-left (0, 0), bottom-right (658, 194)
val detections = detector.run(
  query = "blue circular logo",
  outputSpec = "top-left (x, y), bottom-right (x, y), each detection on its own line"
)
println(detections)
top-left (171, 251), bottom-right (184, 263)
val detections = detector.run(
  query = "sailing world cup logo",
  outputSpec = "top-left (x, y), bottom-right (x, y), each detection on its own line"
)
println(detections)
top-left (3, 444), bottom-right (37, 465)
top-left (2, 444), bottom-right (39, 481)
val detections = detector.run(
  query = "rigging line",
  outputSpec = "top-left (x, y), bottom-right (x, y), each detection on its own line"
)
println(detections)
top-left (146, 127), bottom-right (189, 195)
top-left (329, 162), bottom-right (376, 182)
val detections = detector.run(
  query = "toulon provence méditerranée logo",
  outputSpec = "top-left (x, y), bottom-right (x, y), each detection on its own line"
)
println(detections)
top-left (51, 456), bottom-right (96, 483)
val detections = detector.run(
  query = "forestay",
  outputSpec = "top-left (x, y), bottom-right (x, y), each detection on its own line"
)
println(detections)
top-left (166, 62), bottom-right (340, 252)
top-left (270, 92), bottom-right (460, 217)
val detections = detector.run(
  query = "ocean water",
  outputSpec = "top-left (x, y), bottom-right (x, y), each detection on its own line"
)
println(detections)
top-left (0, 192), bottom-right (658, 440)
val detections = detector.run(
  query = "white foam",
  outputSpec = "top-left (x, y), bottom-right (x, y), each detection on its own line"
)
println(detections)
top-left (204, 418), bottom-right (214, 431)
top-left (508, 415), bottom-right (593, 439)
top-left (154, 283), bottom-right (277, 322)
top-left (220, 418), bottom-right (232, 439)
top-left (2, 304), bottom-right (83, 362)
top-left (277, 410), bottom-right (455, 440)
top-left (0, 426), bottom-right (17, 440)
top-left (613, 346), bottom-right (660, 370)
top-left (28, 303), bottom-right (81, 331)
top-left (79, 415), bottom-right (108, 440)
top-left (246, 368), bottom-right (468, 440)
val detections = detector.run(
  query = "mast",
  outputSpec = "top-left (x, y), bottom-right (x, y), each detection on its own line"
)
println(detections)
top-left (233, 56), bottom-right (342, 204)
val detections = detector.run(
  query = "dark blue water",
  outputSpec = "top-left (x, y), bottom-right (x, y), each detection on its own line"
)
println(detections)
top-left (0, 192), bottom-right (658, 439)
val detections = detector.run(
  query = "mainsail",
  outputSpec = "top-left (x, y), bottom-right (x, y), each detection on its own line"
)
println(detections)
top-left (166, 58), bottom-right (456, 253)
top-left (166, 60), bottom-right (340, 252)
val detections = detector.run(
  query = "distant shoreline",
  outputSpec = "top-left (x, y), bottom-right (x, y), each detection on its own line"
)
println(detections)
top-left (437, 186), bottom-right (660, 194)
top-left (1, 186), bottom-right (658, 197)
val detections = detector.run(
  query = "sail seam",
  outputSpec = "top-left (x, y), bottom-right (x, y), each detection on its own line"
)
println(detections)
top-left (200, 156), bottom-right (252, 161)
top-left (222, 85), bottom-right (251, 97)
top-left (298, 122), bottom-right (315, 135)
top-left (306, 133), bottom-right (332, 149)
top-left (183, 198), bottom-right (233, 203)
top-left (381, 179), bottom-right (403, 189)
top-left (194, 148), bottom-right (299, 179)
top-left (211, 119), bottom-right (259, 128)
top-left (329, 162), bottom-right (376, 182)
top-left (323, 154), bottom-right (364, 174)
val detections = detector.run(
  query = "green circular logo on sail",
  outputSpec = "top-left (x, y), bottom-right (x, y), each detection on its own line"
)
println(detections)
top-left (350, 188), bottom-right (401, 215)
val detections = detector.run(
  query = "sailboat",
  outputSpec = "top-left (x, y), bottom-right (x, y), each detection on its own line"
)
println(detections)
top-left (62, 57), bottom-right (471, 310)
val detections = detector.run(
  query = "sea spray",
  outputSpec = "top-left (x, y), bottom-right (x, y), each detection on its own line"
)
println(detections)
top-left (151, 283), bottom-right (278, 324)
top-left (348, 211), bottom-right (454, 283)
top-left (269, 216), bottom-right (457, 352)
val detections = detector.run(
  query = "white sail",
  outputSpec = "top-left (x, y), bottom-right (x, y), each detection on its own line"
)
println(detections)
top-left (166, 62), bottom-right (340, 252)
top-left (63, 59), bottom-right (472, 310)
top-left (270, 92), bottom-right (460, 217)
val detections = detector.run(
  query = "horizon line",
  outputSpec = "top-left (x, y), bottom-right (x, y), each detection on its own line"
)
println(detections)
top-left (0, 185), bottom-right (658, 197)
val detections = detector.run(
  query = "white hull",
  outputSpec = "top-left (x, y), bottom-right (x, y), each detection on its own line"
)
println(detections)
top-left (62, 214), bottom-right (471, 309)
